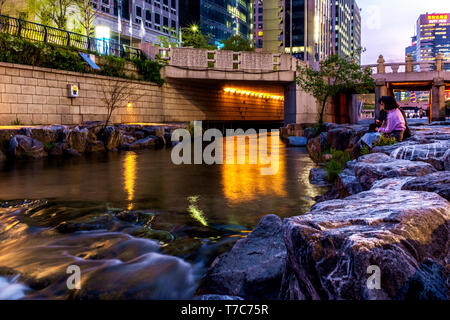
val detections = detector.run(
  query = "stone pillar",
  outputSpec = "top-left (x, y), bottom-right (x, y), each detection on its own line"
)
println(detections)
top-left (431, 77), bottom-right (445, 122)
top-left (435, 52), bottom-right (443, 72)
top-left (374, 79), bottom-right (387, 119)
top-left (377, 55), bottom-right (385, 74)
top-left (284, 82), bottom-right (297, 126)
top-left (405, 54), bottom-right (414, 72)
top-left (348, 94), bottom-right (359, 124)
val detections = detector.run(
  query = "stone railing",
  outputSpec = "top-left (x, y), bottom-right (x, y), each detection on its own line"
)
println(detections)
top-left (362, 52), bottom-right (449, 74)
top-left (158, 47), bottom-right (297, 72)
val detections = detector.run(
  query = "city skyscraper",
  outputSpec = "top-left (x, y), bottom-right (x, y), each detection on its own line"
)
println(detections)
top-left (179, 0), bottom-right (254, 46)
top-left (262, 0), bottom-right (284, 53)
top-left (254, 0), bottom-right (264, 49)
top-left (283, 0), bottom-right (332, 62)
top-left (406, 13), bottom-right (450, 70)
top-left (92, 0), bottom-right (179, 46)
top-left (331, 0), bottom-right (361, 64)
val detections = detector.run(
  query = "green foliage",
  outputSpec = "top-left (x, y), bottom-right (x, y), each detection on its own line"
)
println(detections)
top-left (131, 57), bottom-right (164, 86)
top-left (11, 117), bottom-right (22, 126)
top-left (324, 148), bottom-right (351, 182)
top-left (97, 55), bottom-right (126, 77)
top-left (360, 144), bottom-right (371, 156)
top-left (0, 33), bottom-right (87, 72)
top-left (373, 133), bottom-right (397, 147)
top-left (220, 34), bottom-right (255, 52)
top-left (0, 33), bottom-right (164, 85)
top-left (181, 27), bottom-right (215, 49)
top-left (296, 49), bottom-right (375, 124)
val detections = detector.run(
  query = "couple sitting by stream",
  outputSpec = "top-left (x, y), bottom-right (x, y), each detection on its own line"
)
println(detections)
top-left (369, 96), bottom-right (411, 142)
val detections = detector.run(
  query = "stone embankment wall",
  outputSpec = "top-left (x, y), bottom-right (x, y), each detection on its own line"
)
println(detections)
top-left (0, 62), bottom-right (285, 125)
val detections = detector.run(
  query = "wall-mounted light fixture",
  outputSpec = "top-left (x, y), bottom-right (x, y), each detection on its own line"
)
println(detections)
top-left (223, 88), bottom-right (284, 101)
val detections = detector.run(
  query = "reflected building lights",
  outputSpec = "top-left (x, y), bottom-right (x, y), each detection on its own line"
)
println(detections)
top-left (123, 152), bottom-right (138, 210)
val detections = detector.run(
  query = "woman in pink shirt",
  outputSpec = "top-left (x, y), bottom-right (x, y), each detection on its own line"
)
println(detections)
top-left (377, 96), bottom-right (406, 142)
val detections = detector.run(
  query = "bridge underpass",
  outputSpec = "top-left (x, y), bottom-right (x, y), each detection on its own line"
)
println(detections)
top-left (160, 48), bottom-right (319, 127)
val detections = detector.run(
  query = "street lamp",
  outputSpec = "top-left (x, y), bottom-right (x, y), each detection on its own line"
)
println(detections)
top-left (191, 25), bottom-right (198, 32)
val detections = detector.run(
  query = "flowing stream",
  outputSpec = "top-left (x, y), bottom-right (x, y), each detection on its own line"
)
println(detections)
top-left (0, 132), bottom-right (326, 299)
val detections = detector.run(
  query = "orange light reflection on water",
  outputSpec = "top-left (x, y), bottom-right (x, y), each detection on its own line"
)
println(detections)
top-left (123, 152), bottom-right (138, 210)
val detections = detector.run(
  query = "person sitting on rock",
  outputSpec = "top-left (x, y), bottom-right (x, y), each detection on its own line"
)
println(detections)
top-left (376, 96), bottom-right (406, 142)
top-left (369, 104), bottom-right (387, 132)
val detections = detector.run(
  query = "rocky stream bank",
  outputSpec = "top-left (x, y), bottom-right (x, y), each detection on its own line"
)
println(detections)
top-left (0, 122), bottom-right (184, 161)
top-left (197, 121), bottom-right (450, 300)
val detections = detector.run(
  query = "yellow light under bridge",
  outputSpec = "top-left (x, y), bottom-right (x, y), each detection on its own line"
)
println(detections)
top-left (223, 88), bottom-right (284, 101)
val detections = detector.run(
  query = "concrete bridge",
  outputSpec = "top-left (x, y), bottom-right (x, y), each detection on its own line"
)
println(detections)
top-left (362, 53), bottom-right (449, 122)
top-left (159, 47), bottom-right (318, 126)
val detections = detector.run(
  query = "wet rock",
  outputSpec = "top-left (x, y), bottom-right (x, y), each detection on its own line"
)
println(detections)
top-left (196, 294), bottom-right (244, 300)
top-left (282, 189), bottom-right (450, 300)
top-left (327, 128), bottom-right (353, 151)
top-left (73, 252), bottom-right (197, 299)
top-left (65, 148), bottom-right (82, 157)
top-left (197, 214), bottom-right (286, 300)
top-left (443, 149), bottom-right (450, 171)
top-left (66, 128), bottom-right (88, 153)
top-left (371, 177), bottom-right (414, 190)
top-left (30, 128), bottom-right (60, 145)
top-left (0, 129), bottom-right (19, 154)
top-left (0, 150), bottom-right (6, 162)
top-left (47, 143), bottom-right (67, 157)
top-left (120, 136), bottom-right (157, 150)
top-left (134, 131), bottom-right (146, 139)
top-left (288, 136), bottom-right (307, 147)
top-left (307, 132), bottom-right (328, 163)
top-left (371, 141), bottom-right (420, 156)
top-left (56, 215), bottom-right (117, 233)
top-left (354, 153), bottom-right (437, 190)
top-left (390, 141), bottom-right (450, 161)
top-left (402, 171), bottom-right (450, 200)
top-left (395, 259), bottom-right (448, 300)
top-left (86, 141), bottom-right (105, 153)
top-left (309, 168), bottom-right (330, 186)
top-left (9, 135), bottom-right (47, 159)
top-left (120, 133), bottom-right (136, 145)
top-left (103, 126), bottom-right (121, 150)
top-left (335, 168), bottom-right (363, 197)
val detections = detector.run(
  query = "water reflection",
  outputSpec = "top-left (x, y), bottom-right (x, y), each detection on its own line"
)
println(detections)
top-left (123, 152), bottom-right (138, 210)
top-left (222, 132), bottom-right (286, 204)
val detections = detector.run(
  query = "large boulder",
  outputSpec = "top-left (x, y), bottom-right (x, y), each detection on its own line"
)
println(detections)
top-left (288, 136), bottom-right (307, 147)
top-left (390, 141), bottom-right (450, 161)
top-left (9, 135), bottom-right (47, 159)
top-left (282, 189), bottom-right (450, 300)
top-left (30, 127), bottom-right (61, 145)
top-left (335, 168), bottom-right (363, 197)
top-left (66, 128), bottom-right (89, 153)
top-left (307, 132), bottom-right (328, 163)
top-left (354, 153), bottom-right (437, 190)
top-left (120, 136), bottom-right (157, 150)
top-left (196, 214), bottom-right (286, 300)
top-left (443, 149), bottom-right (450, 171)
top-left (402, 171), bottom-right (450, 201)
top-left (103, 126), bottom-right (121, 150)
top-left (309, 168), bottom-right (330, 186)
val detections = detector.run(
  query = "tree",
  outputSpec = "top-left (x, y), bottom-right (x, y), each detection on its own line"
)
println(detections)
top-left (296, 52), bottom-right (375, 124)
top-left (220, 34), bottom-right (254, 52)
top-left (75, 0), bottom-right (98, 37)
top-left (101, 80), bottom-right (143, 128)
top-left (181, 26), bottom-right (214, 49)
top-left (36, 0), bottom-right (74, 29)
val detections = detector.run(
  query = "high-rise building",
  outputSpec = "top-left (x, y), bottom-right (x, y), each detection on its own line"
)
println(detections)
top-left (406, 13), bottom-right (450, 70)
top-left (284, 0), bottom-right (332, 62)
top-left (331, 0), bottom-right (361, 64)
top-left (405, 35), bottom-right (417, 59)
top-left (254, 0), bottom-right (264, 49)
top-left (179, 0), bottom-right (254, 47)
top-left (262, 0), bottom-right (284, 53)
top-left (91, 0), bottom-right (179, 46)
